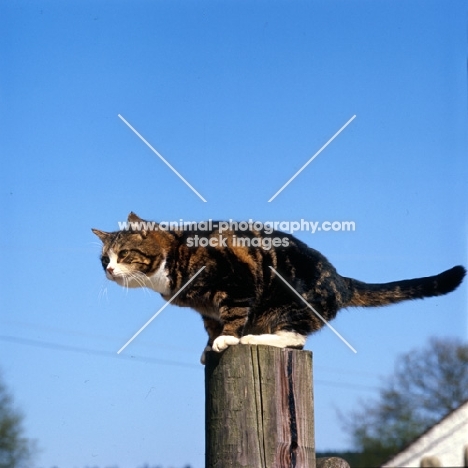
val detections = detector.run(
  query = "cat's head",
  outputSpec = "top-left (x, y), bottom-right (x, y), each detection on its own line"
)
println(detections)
top-left (92, 212), bottom-right (170, 293)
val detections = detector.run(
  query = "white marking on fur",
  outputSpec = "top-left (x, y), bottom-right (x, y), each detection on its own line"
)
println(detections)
top-left (106, 250), bottom-right (170, 293)
top-left (145, 260), bottom-right (170, 294)
top-left (106, 249), bottom-right (119, 280)
top-left (212, 335), bottom-right (240, 353)
top-left (240, 331), bottom-right (306, 348)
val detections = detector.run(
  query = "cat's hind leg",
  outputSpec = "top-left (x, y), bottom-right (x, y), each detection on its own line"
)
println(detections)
top-left (240, 330), bottom-right (306, 349)
top-left (239, 304), bottom-right (308, 349)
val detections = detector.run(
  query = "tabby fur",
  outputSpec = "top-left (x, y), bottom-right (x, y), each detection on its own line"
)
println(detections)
top-left (92, 213), bottom-right (466, 362)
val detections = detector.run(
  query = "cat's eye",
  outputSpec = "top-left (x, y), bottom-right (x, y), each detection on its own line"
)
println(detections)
top-left (119, 250), bottom-right (130, 258)
top-left (101, 256), bottom-right (110, 267)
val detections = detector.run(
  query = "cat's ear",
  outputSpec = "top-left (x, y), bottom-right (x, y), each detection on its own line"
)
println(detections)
top-left (127, 212), bottom-right (149, 238)
top-left (128, 212), bottom-right (143, 223)
top-left (92, 228), bottom-right (111, 243)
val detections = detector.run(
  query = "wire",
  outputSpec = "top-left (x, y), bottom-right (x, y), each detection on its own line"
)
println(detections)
top-left (0, 319), bottom-right (382, 377)
top-left (0, 318), bottom-right (201, 354)
top-left (0, 335), bottom-right (378, 390)
top-left (0, 335), bottom-right (201, 369)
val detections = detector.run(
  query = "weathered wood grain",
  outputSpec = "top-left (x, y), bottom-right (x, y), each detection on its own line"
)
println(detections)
top-left (205, 344), bottom-right (315, 468)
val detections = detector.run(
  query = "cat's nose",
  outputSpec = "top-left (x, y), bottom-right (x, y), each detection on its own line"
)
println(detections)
top-left (107, 267), bottom-right (114, 276)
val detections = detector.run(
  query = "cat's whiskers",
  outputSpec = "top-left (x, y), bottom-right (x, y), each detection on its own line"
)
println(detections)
top-left (125, 276), bottom-right (131, 295)
top-left (128, 271), bottom-right (152, 295)
top-left (97, 278), bottom-right (110, 303)
top-left (98, 285), bottom-right (104, 302)
top-left (131, 271), bottom-right (147, 287)
top-left (98, 285), bottom-right (109, 303)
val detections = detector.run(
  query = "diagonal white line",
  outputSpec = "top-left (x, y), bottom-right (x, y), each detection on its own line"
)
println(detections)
top-left (268, 115), bottom-right (356, 202)
top-left (118, 114), bottom-right (207, 202)
top-left (117, 266), bottom-right (206, 354)
top-left (269, 266), bottom-right (357, 353)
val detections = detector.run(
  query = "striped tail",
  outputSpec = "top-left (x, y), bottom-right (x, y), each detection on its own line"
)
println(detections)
top-left (345, 265), bottom-right (466, 308)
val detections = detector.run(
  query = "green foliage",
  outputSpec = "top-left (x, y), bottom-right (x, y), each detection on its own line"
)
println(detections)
top-left (0, 376), bottom-right (36, 468)
top-left (342, 337), bottom-right (468, 467)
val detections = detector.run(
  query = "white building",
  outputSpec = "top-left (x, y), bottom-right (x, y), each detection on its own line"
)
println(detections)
top-left (382, 399), bottom-right (468, 467)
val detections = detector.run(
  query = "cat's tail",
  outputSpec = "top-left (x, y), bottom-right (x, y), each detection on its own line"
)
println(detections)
top-left (344, 265), bottom-right (466, 308)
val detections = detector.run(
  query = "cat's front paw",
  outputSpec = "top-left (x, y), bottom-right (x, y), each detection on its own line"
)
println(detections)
top-left (212, 335), bottom-right (240, 353)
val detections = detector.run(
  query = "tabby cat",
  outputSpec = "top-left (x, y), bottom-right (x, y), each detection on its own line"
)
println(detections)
top-left (92, 213), bottom-right (465, 363)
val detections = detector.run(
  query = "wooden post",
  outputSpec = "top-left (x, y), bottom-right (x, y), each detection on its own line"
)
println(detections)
top-left (205, 344), bottom-right (315, 468)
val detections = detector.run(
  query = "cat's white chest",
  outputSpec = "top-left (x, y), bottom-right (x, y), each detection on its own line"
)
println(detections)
top-left (145, 260), bottom-right (171, 295)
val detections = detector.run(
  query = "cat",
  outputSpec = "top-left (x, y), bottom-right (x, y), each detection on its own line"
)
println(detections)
top-left (92, 212), bottom-right (466, 363)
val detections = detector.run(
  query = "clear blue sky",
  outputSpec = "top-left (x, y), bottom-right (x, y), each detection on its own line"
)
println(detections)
top-left (1, 1), bottom-right (467, 467)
